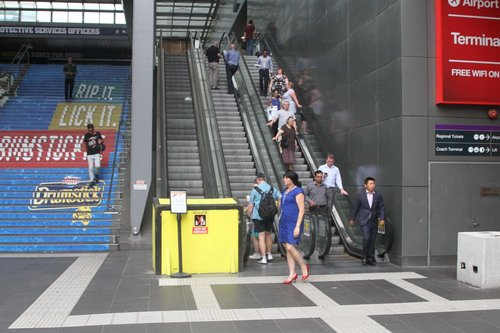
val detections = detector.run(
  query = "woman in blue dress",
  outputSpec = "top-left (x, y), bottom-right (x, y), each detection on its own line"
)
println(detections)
top-left (279, 171), bottom-right (310, 284)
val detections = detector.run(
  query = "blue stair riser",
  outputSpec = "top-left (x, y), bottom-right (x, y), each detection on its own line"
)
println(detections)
top-left (0, 235), bottom-right (112, 243)
top-left (0, 220), bottom-right (113, 227)
top-left (0, 244), bottom-right (111, 252)
top-left (0, 228), bottom-right (115, 235)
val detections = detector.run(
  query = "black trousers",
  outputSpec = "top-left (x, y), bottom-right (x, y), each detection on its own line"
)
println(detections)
top-left (65, 78), bottom-right (75, 99)
top-left (226, 64), bottom-right (239, 94)
top-left (259, 68), bottom-right (270, 95)
top-left (361, 222), bottom-right (377, 263)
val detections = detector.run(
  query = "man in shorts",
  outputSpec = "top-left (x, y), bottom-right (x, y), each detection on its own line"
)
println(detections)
top-left (247, 172), bottom-right (281, 264)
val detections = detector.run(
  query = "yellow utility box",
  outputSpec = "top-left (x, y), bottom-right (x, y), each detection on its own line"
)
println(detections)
top-left (152, 198), bottom-right (245, 275)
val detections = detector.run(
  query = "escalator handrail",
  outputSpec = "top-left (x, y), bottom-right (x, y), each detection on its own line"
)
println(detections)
top-left (222, 32), bottom-right (285, 192)
top-left (157, 36), bottom-right (169, 198)
top-left (186, 32), bottom-right (231, 198)
top-left (191, 44), bottom-right (232, 198)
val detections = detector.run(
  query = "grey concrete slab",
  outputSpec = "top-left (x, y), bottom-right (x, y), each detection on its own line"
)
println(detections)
top-left (313, 279), bottom-right (426, 305)
top-left (212, 283), bottom-right (315, 309)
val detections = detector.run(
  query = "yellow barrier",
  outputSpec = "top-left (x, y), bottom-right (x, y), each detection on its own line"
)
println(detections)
top-left (152, 198), bottom-right (245, 275)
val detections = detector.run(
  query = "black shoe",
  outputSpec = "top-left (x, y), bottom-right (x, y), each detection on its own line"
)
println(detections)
top-left (368, 261), bottom-right (377, 266)
top-left (88, 181), bottom-right (95, 187)
top-left (94, 175), bottom-right (99, 183)
top-left (361, 260), bottom-right (368, 266)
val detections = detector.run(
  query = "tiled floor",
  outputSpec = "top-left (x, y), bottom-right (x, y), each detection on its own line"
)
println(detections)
top-left (2, 250), bottom-right (500, 332)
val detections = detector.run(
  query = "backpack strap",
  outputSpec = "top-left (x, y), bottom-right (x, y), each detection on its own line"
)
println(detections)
top-left (255, 186), bottom-right (264, 195)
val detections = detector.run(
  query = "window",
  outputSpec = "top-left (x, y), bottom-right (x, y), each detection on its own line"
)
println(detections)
top-left (0, 1), bottom-right (125, 25)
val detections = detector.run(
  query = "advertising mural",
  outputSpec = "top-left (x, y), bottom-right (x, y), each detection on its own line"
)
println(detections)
top-left (0, 130), bottom-right (116, 168)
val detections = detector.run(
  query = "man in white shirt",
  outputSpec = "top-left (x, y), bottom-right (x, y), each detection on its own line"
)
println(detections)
top-left (257, 49), bottom-right (273, 97)
top-left (318, 154), bottom-right (348, 218)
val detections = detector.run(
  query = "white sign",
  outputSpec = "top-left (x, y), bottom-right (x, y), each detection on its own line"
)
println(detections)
top-left (133, 180), bottom-right (147, 190)
top-left (170, 190), bottom-right (187, 214)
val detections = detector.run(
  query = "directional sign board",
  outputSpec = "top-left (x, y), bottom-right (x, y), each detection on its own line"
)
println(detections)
top-left (435, 124), bottom-right (500, 156)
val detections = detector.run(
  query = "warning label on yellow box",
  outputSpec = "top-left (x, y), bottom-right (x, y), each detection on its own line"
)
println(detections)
top-left (50, 102), bottom-right (122, 130)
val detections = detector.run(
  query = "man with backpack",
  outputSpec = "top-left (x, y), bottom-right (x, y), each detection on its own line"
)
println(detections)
top-left (247, 172), bottom-right (281, 264)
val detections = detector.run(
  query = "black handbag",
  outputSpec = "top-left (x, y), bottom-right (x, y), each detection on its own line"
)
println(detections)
top-left (280, 136), bottom-right (289, 148)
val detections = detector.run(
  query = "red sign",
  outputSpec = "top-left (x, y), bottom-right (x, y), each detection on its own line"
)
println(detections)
top-left (0, 130), bottom-right (115, 168)
top-left (436, 0), bottom-right (500, 105)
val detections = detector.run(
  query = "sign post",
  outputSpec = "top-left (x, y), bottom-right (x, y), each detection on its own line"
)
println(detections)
top-left (170, 190), bottom-right (190, 278)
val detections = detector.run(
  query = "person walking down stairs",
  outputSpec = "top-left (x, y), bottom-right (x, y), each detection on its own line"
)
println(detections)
top-left (83, 123), bottom-right (104, 187)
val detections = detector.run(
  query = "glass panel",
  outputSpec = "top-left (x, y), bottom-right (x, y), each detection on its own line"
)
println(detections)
top-left (84, 3), bottom-right (99, 10)
top-left (4, 9), bottom-right (19, 21)
top-left (36, 10), bottom-right (50, 22)
top-left (52, 2), bottom-right (67, 9)
top-left (99, 12), bottom-right (113, 24)
top-left (35, 2), bottom-right (52, 9)
top-left (0, 11), bottom-right (4, 21)
top-left (20, 2), bottom-right (35, 8)
top-left (68, 11), bottom-right (82, 23)
top-left (115, 12), bottom-right (125, 24)
top-left (68, 3), bottom-right (83, 10)
top-left (4, 2), bottom-right (19, 8)
top-left (100, 3), bottom-right (114, 11)
top-left (116, 4), bottom-right (123, 11)
top-left (20, 9), bottom-right (36, 22)
top-left (52, 11), bottom-right (68, 23)
top-left (84, 11), bottom-right (99, 24)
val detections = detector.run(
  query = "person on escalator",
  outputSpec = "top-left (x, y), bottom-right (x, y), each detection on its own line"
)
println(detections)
top-left (205, 42), bottom-right (221, 90)
top-left (349, 177), bottom-right (385, 266)
top-left (318, 154), bottom-right (348, 219)
top-left (272, 116), bottom-right (297, 171)
top-left (304, 170), bottom-right (328, 215)
top-left (224, 43), bottom-right (240, 95)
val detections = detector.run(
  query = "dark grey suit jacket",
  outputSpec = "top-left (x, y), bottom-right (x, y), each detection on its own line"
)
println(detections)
top-left (350, 190), bottom-right (385, 226)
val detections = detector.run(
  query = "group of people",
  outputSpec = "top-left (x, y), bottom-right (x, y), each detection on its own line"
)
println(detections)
top-left (247, 154), bottom-right (386, 283)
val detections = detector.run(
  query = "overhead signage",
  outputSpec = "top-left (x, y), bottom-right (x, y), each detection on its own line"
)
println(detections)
top-left (435, 0), bottom-right (500, 105)
top-left (435, 124), bottom-right (500, 156)
top-left (0, 25), bottom-right (127, 36)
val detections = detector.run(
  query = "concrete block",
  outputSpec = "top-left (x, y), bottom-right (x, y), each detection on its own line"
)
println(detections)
top-left (457, 232), bottom-right (500, 289)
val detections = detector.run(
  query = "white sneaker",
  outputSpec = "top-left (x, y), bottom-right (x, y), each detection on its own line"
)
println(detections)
top-left (267, 253), bottom-right (273, 261)
top-left (249, 253), bottom-right (261, 259)
top-left (257, 257), bottom-right (268, 264)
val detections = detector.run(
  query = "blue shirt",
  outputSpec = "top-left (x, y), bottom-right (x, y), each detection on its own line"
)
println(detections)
top-left (249, 182), bottom-right (281, 220)
top-left (257, 56), bottom-right (273, 72)
top-left (224, 49), bottom-right (240, 66)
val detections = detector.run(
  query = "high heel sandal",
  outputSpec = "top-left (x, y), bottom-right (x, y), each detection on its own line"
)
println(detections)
top-left (302, 264), bottom-right (310, 281)
top-left (283, 274), bottom-right (298, 284)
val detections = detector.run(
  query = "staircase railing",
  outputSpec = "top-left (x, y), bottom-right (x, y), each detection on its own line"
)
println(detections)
top-left (7, 44), bottom-right (33, 95)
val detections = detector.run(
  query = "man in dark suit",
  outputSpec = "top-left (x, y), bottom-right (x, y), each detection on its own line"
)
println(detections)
top-left (349, 177), bottom-right (385, 266)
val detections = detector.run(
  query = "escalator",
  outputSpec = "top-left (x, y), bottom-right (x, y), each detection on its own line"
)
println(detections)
top-left (164, 54), bottom-right (205, 197)
top-left (239, 34), bottom-right (394, 261)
